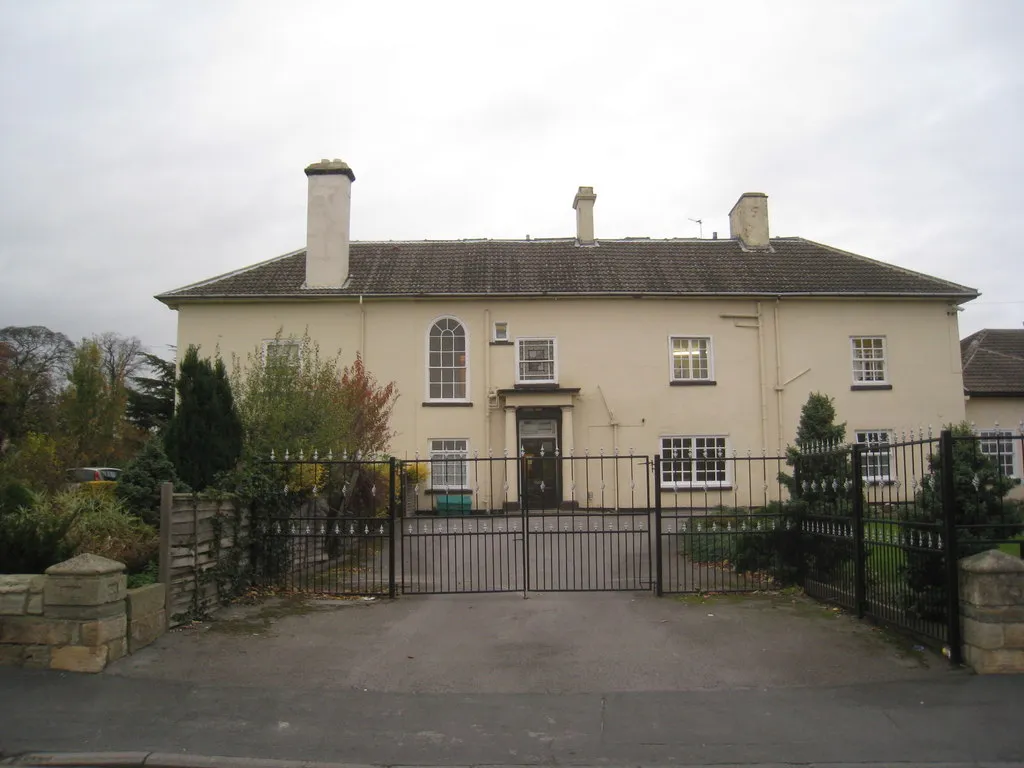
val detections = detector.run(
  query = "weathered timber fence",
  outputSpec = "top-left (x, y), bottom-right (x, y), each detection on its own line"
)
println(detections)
top-left (158, 484), bottom-right (249, 625)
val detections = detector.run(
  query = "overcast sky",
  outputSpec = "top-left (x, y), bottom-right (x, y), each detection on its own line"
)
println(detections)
top-left (1, 1), bottom-right (1021, 358)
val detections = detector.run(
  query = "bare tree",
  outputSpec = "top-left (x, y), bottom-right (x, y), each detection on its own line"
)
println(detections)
top-left (93, 332), bottom-right (144, 389)
top-left (0, 325), bottom-right (75, 442)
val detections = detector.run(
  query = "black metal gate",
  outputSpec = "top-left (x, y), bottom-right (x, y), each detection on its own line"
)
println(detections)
top-left (399, 454), bottom-right (652, 594)
top-left (247, 432), bottom-right (1023, 665)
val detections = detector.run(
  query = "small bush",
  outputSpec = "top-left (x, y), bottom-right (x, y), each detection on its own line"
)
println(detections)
top-left (78, 481), bottom-right (117, 501)
top-left (64, 493), bottom-right (158, 572)
top-left (0, 489), bottom-right (157, 574)
top-left (116, 438), bottom-right (183, 526)
top-left (0, 479), bottom-right (36, 513)
top-left (682, 523), bottom-right (738, 564)
top-left (127, 560), bottom-right (159, 589)
top-left (904, 424), bottom-right (1020, 621)
top-left (681, 505), bottom-right (798, 581)
top-left (405, 462), bottom-right (429, 486)
top-left (0, 504), bottom-right (78, 573)
top-left (733, 502), bottom-right (804, 582)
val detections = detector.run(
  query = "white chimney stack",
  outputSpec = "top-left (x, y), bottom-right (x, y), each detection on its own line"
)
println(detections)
top-left (573, 186), bottom-right (597, 246)
top-left (304, 159), bottom-right (355, 288)
top-left (729, 192), bottom-right (770, 249)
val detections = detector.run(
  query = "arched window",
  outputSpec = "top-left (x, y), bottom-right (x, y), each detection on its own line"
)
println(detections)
top-left (428, 317), bottom-right (468, 400)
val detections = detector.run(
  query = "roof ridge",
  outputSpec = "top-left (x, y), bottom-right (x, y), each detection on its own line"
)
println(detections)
top-left (794, 237), bottom-right (979, 296)
top-left (961, 329), bottom-right (987, 372)
top-left (973, 345), bottom-right (1024, 364)
top-left (348, 237), bottom-right (733, 244)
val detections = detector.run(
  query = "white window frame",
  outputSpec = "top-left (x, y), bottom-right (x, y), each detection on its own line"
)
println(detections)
top-left (262, 338), bottom-right (302, 367)
top-left (855, 430), bottom-right (893, 483)
top-left (851, 336), bottom-right (888, 385)
top-left (425, 316), bottom-right (470, 402)
top-left (659, 435), bottom-right (730, 489)
top-left (978, 429), bottom-right (1019, 479)
top-left (493, 321), bottom-right (509, 342)
top-left (428, 438), bottom-right (469, 491)
top-left (668, 335), bottom-right (714, 382)
top-left (515, 337), bottom-right (558, 385)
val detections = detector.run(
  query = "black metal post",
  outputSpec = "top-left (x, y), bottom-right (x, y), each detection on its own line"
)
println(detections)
top-left (940, 429), bottom-right (963, 665)
top-left (388, 457), bottom-right (397, 599)
top-left (851, 443), bottom-right (866, 619)
top-left (520, 453), bottom-right (529, 598)
top-left (645, 454), bottom-right (651, 511)
top-left (654, 456), bottom-right (663, 597)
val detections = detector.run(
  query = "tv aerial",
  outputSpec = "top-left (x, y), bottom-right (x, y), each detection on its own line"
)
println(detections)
top-left (688, 218), bottom-right (703, 239)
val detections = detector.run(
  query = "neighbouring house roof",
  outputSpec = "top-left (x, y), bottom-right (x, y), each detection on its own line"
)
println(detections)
top-left (156, 237), bottom-right (978, 304)
top-left (961, 329), bottom-right (1024, 397)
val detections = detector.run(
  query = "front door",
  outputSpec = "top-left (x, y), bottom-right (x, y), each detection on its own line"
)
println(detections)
top-left (520, 418), bottom-right (559, 510)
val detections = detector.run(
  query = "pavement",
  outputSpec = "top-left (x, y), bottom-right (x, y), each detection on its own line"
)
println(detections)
top-left (104, 592), bottom-right (949, 692)
top-left (1, 592), bottom-right (1023, 766)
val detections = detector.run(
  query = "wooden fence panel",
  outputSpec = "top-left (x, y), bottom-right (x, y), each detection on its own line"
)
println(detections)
top-left (158, 483), bottom-right (249, 627)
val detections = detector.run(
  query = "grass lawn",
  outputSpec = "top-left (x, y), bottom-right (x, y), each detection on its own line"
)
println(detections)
top-left (864, 521), bottom-right (907, 586)
top-left (998, 535), bottom-right (1024, 558)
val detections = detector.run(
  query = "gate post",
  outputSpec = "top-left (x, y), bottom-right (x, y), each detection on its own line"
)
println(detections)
top-left (520, 450), bottom-right (529, 598)
top-left (940, 429), bottom-right (963, 665)
top-left (654, 456), bottom-right (663, 597)
top-left (851, 443), bottom-right (866, 619)
top-left (388, 457), bottom-right (397, 600)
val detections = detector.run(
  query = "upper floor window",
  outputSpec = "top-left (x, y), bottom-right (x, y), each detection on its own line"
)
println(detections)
top-left (979, 430), bottom-right (1017, 479)
top-left (851, 337), bottom-right (887, 384)
top-left (493, 321), bottom-right (509, 342)
top-left (428, 317), bottom-right (468, 400)
top-left (669, 336), bottom-right (712, 382)
top-left (263, 339), bottom-right (300, 367)
top-left (516, 337), bottom-right (557, 384)
top-left (855, 430), bottom-right (892, 482)
top-left (660, 435), bottom-right (729, 488)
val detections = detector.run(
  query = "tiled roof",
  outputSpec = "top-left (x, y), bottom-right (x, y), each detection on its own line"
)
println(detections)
top-left (157, 237), bottom-right (977, 302)
top-left (961, 329), bottom-right (1024, 396)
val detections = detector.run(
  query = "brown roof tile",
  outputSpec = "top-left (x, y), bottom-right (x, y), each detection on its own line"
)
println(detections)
top-left (961, 329), bottom-right (1024, 396)
top-left (157, 237), bottom-right (977, 301)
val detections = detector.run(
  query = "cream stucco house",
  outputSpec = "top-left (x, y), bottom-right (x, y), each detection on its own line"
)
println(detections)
top-left (962, 329), bottom-right (1024, 493)
top-left (157, 159), bottom-right (977, 510)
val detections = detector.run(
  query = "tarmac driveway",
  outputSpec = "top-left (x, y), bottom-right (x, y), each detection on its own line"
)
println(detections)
top-left (107, 590), bottom-right (947, 693)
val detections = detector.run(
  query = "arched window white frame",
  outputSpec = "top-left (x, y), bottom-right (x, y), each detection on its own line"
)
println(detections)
top-left (427, 316), bottom-right (468, 401)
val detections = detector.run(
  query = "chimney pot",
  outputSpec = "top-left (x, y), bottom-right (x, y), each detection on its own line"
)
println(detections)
top-left (729, 192), bottom-right (770, 249)
top-left (573, 186), bottom-right (597, 246)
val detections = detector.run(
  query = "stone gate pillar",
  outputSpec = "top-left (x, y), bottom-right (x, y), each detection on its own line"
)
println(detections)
top-left (44, 554), bottom-right (128, 673)
top-left (959, 549), bottom-right (1024, 674)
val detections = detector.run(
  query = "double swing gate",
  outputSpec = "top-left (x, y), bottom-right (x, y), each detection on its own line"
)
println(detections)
top-left (250, 452), bottom-right (654, 596)
top-left (249, 433), bottom-right (1024, 663)
top-left (402, 454), bottom-right (653, 593)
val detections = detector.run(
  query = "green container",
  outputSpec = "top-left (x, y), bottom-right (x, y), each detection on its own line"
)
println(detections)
top-left (436, 494), bottom-right (472, 516)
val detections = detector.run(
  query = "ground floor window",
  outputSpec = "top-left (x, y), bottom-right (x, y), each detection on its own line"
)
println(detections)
top-left (660, 435), bottom-right (728, 487)
top-left (855, 430), bottom-right (892, 482)
top-left (979, 430), bottom-right (1017, 479)
top-left (263, 339), bottom-right (301, 367)
top-left (429, 439), bottom-right (469, 489)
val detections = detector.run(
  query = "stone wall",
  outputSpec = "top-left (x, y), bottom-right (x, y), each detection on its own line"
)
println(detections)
top-left (127, 582), bottom-right (166, 653)
top-left (0, 554), bottom-right (167, 673)
top-left (960, 549), bottom-right (1024, 674)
